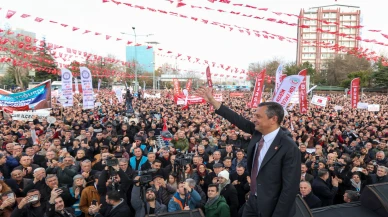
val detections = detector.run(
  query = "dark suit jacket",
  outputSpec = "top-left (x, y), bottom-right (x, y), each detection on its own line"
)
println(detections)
top-left (304, 173), bottom-right (314, 184)
top-left (312, 177), bottom-right (338, 207)
top-left (96, 201), bottom-right (131, 217)
top-left (216, 105), bottom-right (301, 217)
top-left (301, 192), bottom-right (321, 209)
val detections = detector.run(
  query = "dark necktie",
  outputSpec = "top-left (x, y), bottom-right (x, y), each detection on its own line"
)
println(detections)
top-left (250, 137), bottom-right (265, 194)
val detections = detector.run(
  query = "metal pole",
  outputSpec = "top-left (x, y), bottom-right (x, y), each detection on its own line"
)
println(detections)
top-left (133, 27), bottom-right (138, 92)
top-left (152, 62), bottom-right (155, 93)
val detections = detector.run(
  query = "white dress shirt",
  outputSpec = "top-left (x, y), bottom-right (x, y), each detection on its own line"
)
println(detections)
top-left (255, 127), bottom-right (280, 173)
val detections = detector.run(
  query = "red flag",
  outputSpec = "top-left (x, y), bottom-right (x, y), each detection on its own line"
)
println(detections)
top-left (186, 79), bottom-right (192, 93)
top-left (21, 14), bottom-right (30, 18)
top-left (249, 69), bottom-right (266, 108)
top-left (34, 17), bottom-right (44, 22)
top-left (298, 69), bottom-right (308, 114)
top-left (72, 27), bottom-right (79, 31)
top-left (350, 78), bottom-right (360, 109)
top-left (6, 10), bottom-right (16, 19)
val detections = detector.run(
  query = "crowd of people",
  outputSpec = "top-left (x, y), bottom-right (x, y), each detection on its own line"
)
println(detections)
top-left (0, 87), bottom-right (386, 217)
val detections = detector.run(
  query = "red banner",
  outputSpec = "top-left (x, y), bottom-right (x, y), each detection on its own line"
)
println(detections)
top-left (351, 78), bottom-right (360, 109)
top-left (249, 69), bottom-right (266, 108)
top-left (186, 78), bottom-right (192, 93)
top-left (229, 92), bottom-right (244, 97)
top-left (172, 78), bottom-right (181, 103)
top-left (298, 69), bottom-right (308, 114)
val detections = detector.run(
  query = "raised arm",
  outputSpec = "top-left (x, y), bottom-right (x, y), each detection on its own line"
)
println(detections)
top-left (196, 86), bottom-right (255, 134)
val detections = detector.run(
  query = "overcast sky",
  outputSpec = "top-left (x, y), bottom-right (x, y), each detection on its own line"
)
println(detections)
top-left (1, 0), bottom-right (387, 82)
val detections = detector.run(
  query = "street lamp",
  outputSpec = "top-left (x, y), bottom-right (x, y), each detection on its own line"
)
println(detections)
top-left (121, 28), bottom-right (154, 92)
top-left (151, 62), bottom-right (156, 92)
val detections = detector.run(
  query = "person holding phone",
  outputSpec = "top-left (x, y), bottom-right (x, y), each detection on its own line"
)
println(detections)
top-left (46, 188), bottom-right (76, 217)
top-left (10, 189), bottom-right (44, 217)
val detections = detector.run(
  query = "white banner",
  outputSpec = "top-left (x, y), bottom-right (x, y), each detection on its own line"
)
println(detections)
top-left (144, 93), bottom-right (161, 98)
top-left (272, 75), bottom-right (304, 108)
top-left (368, 104), bottom-right (380, 111)
top-left (357, 102), bottom-right (368, 109)
top-left (274, 64), bottom-right (283, 95)
top-left (79, 67), bottom-right (94, 109)
top-left (311, 95), bottom-right (327, 107)
top-left (60, 68), bottom-right (73, 107)
top-left (12, 110), bottom-right (50, 121)
top-left (115, 88), bottom-right (123, 103)
top-left (290, 91), bottom-right (299, 104)
top-left (334, 105), bottom-right (343, 110)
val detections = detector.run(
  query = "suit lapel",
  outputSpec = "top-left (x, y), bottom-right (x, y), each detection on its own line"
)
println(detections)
top-left (259, 130), bottom-right (283, 171)
top-left (247, 134), bottom-right (262, 171)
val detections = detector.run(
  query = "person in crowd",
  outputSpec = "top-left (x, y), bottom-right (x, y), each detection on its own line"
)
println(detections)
top-left (46, 155), bottom-right (78, 187)
top-left (10, 189), bottom-right (45, 217)
top-left (343, 190), bottom-right (360, 203)
top-left (46, 187), bottom-right (76, 217)
top-left (79, 173), bottom-right (101, 217)
top-left (88, 191), bottom-right (130, 217)
top-left (299, 181), bottom-right (321, 209)
top-left (217, 170), bottom-right (238, 217)
top-left (204, 183), bottom-right (230, 217)
top-left (312, 169), bottom-right (339, 207)
top-left (69, 174), bottom-right (86, 217)
top-left (168, 181), bottom-right (201, 212)
top-left (131, 176), bottom-right (167, 217)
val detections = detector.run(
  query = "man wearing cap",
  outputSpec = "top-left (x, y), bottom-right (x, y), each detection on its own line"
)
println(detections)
top-left (208, 163), bottom-right (224, 184)
top-left (150, 175), bottom-right (172, 206)
top-left (217, 170), bottom-right (238, 217)
top-left (131, 176), bottom-right (167, 217)
top-left (198, 88), bottom-right (301, 217)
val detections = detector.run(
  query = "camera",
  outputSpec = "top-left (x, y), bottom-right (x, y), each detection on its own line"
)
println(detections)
top-left (314, 155), bottom-right (320, 169)
top-left (174, 153), bottom-right (194, 166)
top-left (134, 169), bottom-right (157, 185)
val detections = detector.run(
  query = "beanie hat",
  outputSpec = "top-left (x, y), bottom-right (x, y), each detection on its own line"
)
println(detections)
top-left (218, 170), bottom-right (229, 180)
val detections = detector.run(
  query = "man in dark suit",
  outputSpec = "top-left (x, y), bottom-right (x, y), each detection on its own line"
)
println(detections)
top-left (312, 169), bottom-right (339, 207)
top-left (301, 163), bottom-right (314, 184)
top-left (197, 87), bottom-right (301, 217)
top-left (89, 191), bottom-right (130, 217)
top-left (299, 181), bottom-right (321, 209)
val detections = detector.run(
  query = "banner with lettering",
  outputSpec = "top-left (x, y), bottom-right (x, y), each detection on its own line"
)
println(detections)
top-left (249, 69), bottom-right (266, 108)
top-left (0, 80), bottom-right (51, 112)
top-left (351, 78), bottom-right (360, 109)
top-left (98, 79), bottom-right (101, 92)
top-left (12, 110), bottom-right (50, 121)
top-left (60, 68), bottom-right (73, 107)
top-left (74, 78), bottom-right (79, 93)
top-left (272, 75), bottom-right (304, 108)
top-left (298, 69), bottom-right (308, 114)
top-left (274, 64), bottom-right (283, 94)
top-left (79, 67), bottom-right (94, 110)
top-left (186, 79), bottom-right (193, 93)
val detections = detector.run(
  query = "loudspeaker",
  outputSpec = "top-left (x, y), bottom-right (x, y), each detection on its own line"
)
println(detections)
top-left (146, 209), bottom-right (204, 217)
top-left (360, 183), bottom-right (388, 217)
top-left (294, 195), bottom-right (314, 217)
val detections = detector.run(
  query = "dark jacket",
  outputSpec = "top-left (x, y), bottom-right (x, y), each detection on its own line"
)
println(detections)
top-left (312, 178), bottom-right (338, 207)
top-left (131, 186), bottom-right (167, 217)
top-left (216, 105), bottom-right (301, 217)
top-left (10, 203), bottom-right (46, 217)
top-left (220, 183), bottom-right (239, 217)
top-left (204, 196), bottom-right (230, 217)
top-left (301, 192), bottom-right (321, 209)
top-left (97, 170), bottom-right (131, 206)
top-left (46, 165), bottom-right (78, 186)
top-left (95, 201), bottom-right (131, 217)
top-left (45, 202), bottom-right (75, 217)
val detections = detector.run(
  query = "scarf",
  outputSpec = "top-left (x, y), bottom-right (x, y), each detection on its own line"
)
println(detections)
top-left (350, 179), bottom-right (361, 192)
top-left (219, 179), bottom-right (230, 192)
top-left (206, 195), bottom-right (220, 207)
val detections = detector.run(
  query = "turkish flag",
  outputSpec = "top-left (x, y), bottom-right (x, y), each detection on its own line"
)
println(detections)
top-left (6, 10), bottom-right (16, 19)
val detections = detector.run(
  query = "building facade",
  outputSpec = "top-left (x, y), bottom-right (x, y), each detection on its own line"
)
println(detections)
top-left (296, 4), bottom-right (361, 72)
top-left (125, 46), bottom-right (155, 73)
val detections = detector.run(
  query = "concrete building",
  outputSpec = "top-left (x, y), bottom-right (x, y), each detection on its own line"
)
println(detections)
top-left (296, 4), bottom-right (361, 72)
